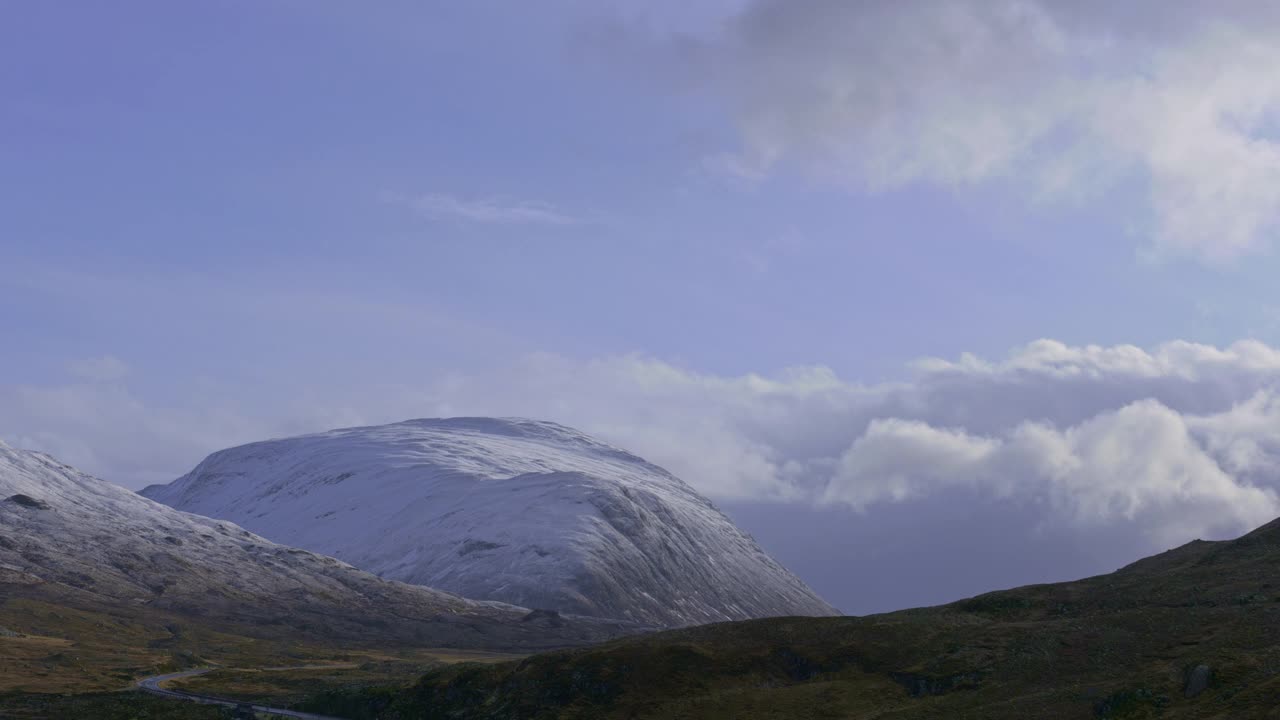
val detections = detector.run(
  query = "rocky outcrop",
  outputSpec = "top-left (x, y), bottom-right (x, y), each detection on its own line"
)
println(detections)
top-left (5, 494), bottom-right (50, 510)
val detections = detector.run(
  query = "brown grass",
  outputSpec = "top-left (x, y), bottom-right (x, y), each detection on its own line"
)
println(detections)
top-left (170, 648), bottom-right (522, 705)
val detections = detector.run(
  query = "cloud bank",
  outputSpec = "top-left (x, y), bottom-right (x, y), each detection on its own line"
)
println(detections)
top-left (417, 340), bottom-right (1280, 548)
top-left (677, 1), bottom-right (1280, 262)
top-left (13, 341), bottom-right (1280, 532)
top-left (7, 339), bottom-right (1280, 593)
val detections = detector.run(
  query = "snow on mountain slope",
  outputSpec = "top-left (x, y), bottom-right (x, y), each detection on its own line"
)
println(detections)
top-left (141, 418), bottom-right (839, 627)
top-left (0, 439), bottom-right (629, 649)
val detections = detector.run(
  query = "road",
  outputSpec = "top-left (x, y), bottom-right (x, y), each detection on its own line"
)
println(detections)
top-left (136, 667), bottom-right (347, 719)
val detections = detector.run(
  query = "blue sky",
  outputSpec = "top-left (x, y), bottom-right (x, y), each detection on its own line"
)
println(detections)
top-left (8, 1), bottom-right (1280, 613)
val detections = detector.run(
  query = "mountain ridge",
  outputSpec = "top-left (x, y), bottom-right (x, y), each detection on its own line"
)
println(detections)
top-left (0, 439), bottom-right (637, 663)
top-left (141, 417), bottom-right (838, 627)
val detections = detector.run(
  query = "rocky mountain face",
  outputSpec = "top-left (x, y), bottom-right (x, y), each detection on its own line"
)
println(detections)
top-left (0, 440), bottom-right (631, 651)
top-left (141, 418), bottom-right (838, 627)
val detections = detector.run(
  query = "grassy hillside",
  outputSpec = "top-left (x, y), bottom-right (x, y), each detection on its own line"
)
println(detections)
top-left (0, 691), bottom-right (228, 720)
top-left (0, 581), bottom-right (530, 720)
top-left (168, 651), bottom-right (518, 708)
top-left (295, 518), bottom-right (1280, 719)
top-left (0, 581), bottom-right (543, 720)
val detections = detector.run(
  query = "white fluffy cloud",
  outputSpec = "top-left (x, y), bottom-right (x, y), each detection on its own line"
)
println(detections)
top-left (824, 403), bottom-right (1278, 547)
top-left (687, 1), bottom-right (1280, 262)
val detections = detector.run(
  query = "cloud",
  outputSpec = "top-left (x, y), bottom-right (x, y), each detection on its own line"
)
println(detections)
top-left (66, 355), bottom-right (129, 382)
top-left (401, 340), bottom-right (1280, 554)
top-left (678, 1), bottom-right (1280, 262)
top-left (0, 379), bottom-right (288, 489)
top-left (393, 192), bottom-right (581, 226)
top-left (823, 403), bottom-right (1278, 547)
top-left (9, 339), bottom-right (1280, 595)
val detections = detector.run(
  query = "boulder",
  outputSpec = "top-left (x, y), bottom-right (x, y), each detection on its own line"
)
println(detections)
top-left (5, 494), bottom-right (50, 510)
top-left (1184, 664), bottom-right (1211, 698)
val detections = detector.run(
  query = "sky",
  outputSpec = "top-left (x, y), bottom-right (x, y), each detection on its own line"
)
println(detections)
top-left (6, 1), bottom-right (1280, 614)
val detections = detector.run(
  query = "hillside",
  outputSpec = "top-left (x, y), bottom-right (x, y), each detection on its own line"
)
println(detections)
top-left (293, 518), bottom-right (1280, 719)
top-left (141, 417), bottom-right (837, 627)
top-left (0, 440), bottom-right (634, 695)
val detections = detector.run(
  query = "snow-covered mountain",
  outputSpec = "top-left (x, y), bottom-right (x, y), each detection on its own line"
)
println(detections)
top-left (141, 418), bottom-right (839, 627)
top-left (0, 439), bottom-right (628, 649)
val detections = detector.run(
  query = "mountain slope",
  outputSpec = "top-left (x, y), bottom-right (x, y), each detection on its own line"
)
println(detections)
top-left (141, 417), bottom-right (838, 627)
top-left (296, 519), bottom-right (1280, 720)
top-left (0, 439), bottom-right (632, 665)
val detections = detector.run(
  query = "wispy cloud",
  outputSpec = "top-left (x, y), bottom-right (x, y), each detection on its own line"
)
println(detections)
top-left (66, 355), bottom-right (130, 382)
top-left (391, 192), bottom-right (581, 226)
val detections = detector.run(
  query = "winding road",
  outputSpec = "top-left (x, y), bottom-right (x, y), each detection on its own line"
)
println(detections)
top-left (136, 667), bottom-right (346, 719)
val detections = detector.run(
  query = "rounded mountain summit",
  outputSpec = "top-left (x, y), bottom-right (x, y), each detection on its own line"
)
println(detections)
top-left (141, 418), bottom-right (838, 627)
